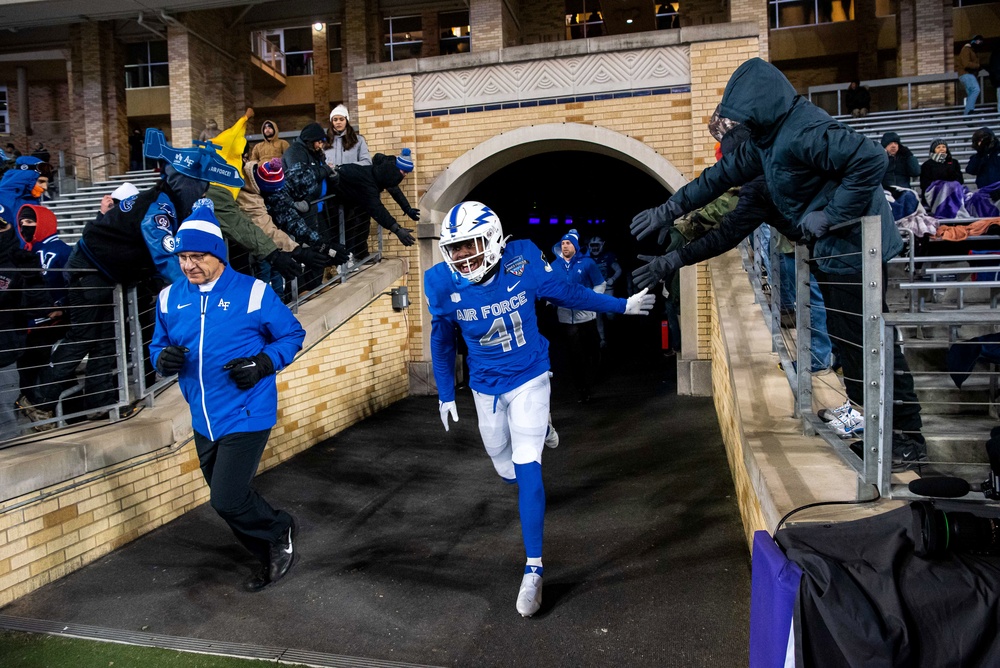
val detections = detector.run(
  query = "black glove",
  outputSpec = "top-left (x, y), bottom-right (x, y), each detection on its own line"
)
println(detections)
top-left (406, 207), bottom-right (421, 221)
top-left (630, 199), bottom-right (685, 243)
top-left (800, 209), bottom-right (831, 240)
top-left (291, 245), bottom-right (332, 269)
top-left (266, 249), bottom-right (304, 279)
top-left (156, 345), bottom-right (188, 376)
top-left (223, 352), bottom-right (275, 390)
top-left (391, 224), bottom-right (416, 246)
top-left (293, 200), bottom-right (310, 214)
top-left (320, 241), bottom-right (352, 266)
top-left (632, 251), bottom-right (684, 291)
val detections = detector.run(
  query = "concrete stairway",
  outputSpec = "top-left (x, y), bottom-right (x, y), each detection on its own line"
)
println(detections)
top-left (46, 170), bottom-right (161, 243)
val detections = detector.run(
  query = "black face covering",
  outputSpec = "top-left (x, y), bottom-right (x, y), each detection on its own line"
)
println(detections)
top-left (20, 222), bottom-right (35, 243)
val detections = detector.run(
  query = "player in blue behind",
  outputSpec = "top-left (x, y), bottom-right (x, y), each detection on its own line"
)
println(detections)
top-left (424, 201), bottom-right (655, 617)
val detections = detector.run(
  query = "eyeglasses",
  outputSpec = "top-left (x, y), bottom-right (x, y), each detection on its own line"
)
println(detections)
top-left (177, 252), bottom-right (209, 265)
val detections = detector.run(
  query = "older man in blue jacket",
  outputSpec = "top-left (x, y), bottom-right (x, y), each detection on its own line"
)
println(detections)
top-left (150, 199), bottom-right (305, 592)
top-left (631, 58), bottom-right (925, 470)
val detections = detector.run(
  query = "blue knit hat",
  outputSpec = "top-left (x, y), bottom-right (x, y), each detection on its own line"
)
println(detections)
top-left (176, 198), bottom-right (227, 263)
top-left (560, 229), bottom-right (580, 252)
top-left (396, 148), bottom-right (414, 173)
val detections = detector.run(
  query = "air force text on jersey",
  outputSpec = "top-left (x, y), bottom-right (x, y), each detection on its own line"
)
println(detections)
top-left (455, 290), bottom-right (528, 321)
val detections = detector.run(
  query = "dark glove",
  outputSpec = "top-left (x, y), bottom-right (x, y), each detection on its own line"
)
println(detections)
top-left (291, 245), bottom-right (332, 269)
top-left (391, 224), bottom-right (416, 246)
top-left (632, 251), bottom-right (684, 291)
top-left (266, 249), bottom-right (304, 279)
top-left (630, 199), bottom-right (685, 243)
top-left (156, 345), bottom-right (188, 376)
top-left (800, 209), bottom-right (831, 239)
top-left (320, 241), bottom-right (351, 266)
top-left (223, 352), bottom-right (275, 390)
top-left (405, 207), bottom-right (421, 221)
top-left (293, 200), bottom-right (310, 214)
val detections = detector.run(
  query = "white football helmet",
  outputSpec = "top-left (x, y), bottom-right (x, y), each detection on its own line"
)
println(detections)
top-left (439, 201), bottom-right (506, 284)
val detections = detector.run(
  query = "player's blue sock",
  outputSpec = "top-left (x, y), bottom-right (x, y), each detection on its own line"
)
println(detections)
top-left (514, 461), bottom-right (545, 559)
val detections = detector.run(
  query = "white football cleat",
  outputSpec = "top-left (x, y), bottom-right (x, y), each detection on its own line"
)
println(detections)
top-left (516, 572), bottom-right (543, 617)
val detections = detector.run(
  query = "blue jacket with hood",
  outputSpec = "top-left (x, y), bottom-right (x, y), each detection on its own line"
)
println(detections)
top-left (0, 169), bottom-right (41, 227)
top-left (150, 266), bottom-right (305, 440)
top-left (672, 58), bottom-right (903, 275)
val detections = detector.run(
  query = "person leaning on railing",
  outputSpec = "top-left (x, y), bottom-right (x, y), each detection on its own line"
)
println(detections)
top-left (630, 58), bottom-right (928, 471)
top-left (15, 130), bottom-right (236, 431)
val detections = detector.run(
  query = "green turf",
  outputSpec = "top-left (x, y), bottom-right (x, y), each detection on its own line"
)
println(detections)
top-left (0, 630), bottom-right (315, 668)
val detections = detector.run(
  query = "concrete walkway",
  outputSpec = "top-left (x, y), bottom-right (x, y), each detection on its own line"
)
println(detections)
top-left (0, 364), bottom-right (750, 667)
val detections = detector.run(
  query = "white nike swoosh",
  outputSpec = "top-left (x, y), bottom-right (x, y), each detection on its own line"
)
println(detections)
top-left (507, 281), bottom-right (521, 292)
top-left (245, 361), bottom-right (256, 368)
top-left (284, 539), bottom-right (293, 554)
top-left (177, 303), bottom-right (191, 309)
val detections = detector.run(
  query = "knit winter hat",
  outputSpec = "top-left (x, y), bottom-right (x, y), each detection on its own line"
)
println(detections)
top-left (329, 104), bottom-right (349, 122)
top-left (560, 229), bottom-right (580, 252)
top-left (396, 148), bottom-right (414, 173)
top-left (176, 198), bottom-right (227, 263)
top-left (254, 158), bottom-right (285, 193)
top-left (880, 131), bottom-right (901, 148)
top-left (929, 139), bottom-right (949, 156)
top-left (111, 182), bottom-right (140, 201)
top-left (300, 123), bottom-right (326, 143)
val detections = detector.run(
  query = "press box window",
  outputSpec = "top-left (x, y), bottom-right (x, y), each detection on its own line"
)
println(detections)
top-left (566, 0), bottom-right (604, 39)
top-left (125, 41), bottom-right (169, 89)
top-left (384, 15), bottom-right (423, 62)
top-left (439, 11), bottom-right (470, 55)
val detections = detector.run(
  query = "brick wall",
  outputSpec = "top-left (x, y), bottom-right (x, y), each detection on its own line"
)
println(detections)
top-left (312, 26), bottom-right (331, 123)
top-left (519, 0), bottom-right (565, 45)
top-left (729, 0), bottom-right (768, 58)
top-left (2, 81), bottom-right (72, 168)
top-left (0, 283), bottom-right (409, 607)
top-left (471, 0), bottom-right (505, 53)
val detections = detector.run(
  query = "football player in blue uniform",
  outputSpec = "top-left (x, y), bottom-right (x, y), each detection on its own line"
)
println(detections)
top-left (424, 201), bottom-right (655, 617)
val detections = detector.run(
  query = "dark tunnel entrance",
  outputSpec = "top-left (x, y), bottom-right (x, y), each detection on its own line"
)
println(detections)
top-left (464, 150), bottom-right (678, 397)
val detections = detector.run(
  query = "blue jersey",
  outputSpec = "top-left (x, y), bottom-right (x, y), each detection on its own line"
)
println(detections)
top-left (425, 239), bottom-right (627, 401)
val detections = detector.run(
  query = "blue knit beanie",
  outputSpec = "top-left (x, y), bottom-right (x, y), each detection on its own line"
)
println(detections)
top-left (560, 229), bottom-right (580, 252)
top-left (396, 148), bottom-right (414, 173)
top-left (176, 198), bottom-right (227, 263)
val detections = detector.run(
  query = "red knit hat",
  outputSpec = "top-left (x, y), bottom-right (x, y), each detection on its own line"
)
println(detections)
top-left (254, 158), bottom-right (284, 193)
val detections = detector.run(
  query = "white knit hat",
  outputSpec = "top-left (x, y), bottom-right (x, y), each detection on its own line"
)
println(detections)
top-left (329, 104), bottom-right (350, 123)
top-left (111, 182), bottom-right (140, 201)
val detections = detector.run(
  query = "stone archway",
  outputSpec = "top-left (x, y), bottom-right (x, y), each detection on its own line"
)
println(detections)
top-left (411, 122), bottom-right (695, 395)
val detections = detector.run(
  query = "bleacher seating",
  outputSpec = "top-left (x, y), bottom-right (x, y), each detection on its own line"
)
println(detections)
top-left (837, 105), bottom-right (1000, 189)
top-left (46, 169), bottom-right (161, 243)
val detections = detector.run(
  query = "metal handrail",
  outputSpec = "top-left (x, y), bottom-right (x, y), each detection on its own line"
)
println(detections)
top-left (808, 71), bottom-right (991, 115)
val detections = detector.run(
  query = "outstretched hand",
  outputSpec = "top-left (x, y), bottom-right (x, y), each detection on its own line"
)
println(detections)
top-left (630, 199), bottom-right (685, 243)
top-left (623, 288), bottom-right (656, 316)
top-left (632, 251), bottom-right (683, 291)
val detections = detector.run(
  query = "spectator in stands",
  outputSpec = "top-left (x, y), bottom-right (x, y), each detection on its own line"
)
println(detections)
top-left (0, 157), bottom-right (48, 217)
top-left (920, 139), bottom-right (966, 217)
top-left (324, 105), bottom-right (371, 167)
top-left (4, 143), bottom-right (20, 159)
top-left (150, 201), bottom-right (304, 593)
top-left (967, 127), bottom-right (1000, 189)
top-left (98, 182), bottom-right (140, 219)
top-left (255, 158), bottom-right (329, 255)
top-left (880, 132), bottom-right (919, 189)
top-left (957, 35), bottom-right (984, 116)
top-left (283, 122), bottom-right (339, 261)
top-left (631, 58), bottom-right (926, 470)
top-left (0, 208), bottom-right (43, 437)
top-left (845, 80), bottom-right (870, 118)
top-left (16, 129), bottom-right (241, 429)
top-left (249, 120), bottom-right (288, 163)
top-left (553, 229), bottom-right (604, 403)
top-left (30, 142), bottom-right (50, 165)
top-left (0, 147), bottom-right (14, 178)
top-left (335, 149), bottom-right (419, 258)
top-left (128, 129), bottom-right (143, 172)
top-left (15, 204), bottom-right (71, 404)
top-left (202, 109), bottom-right (310, 282)
top-left (199, 118), bottom-right (219, 143)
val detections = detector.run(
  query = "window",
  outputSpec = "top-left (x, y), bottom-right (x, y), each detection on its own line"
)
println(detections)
top-left (439, 11), bottom-right (470, 55)
top-left (655, 3), bottom-right (680, 30)
top-left (383, 15), bottom-right (423, 61)
top-left (566, 0), bottom-right (604, 39)
top-left (327, 23), bottom-right (342, 73)
top-left (125, 41), bottom-right (169, 89)
top-left (265, 26), bottom-right (314, 76)
top-left (769, 0), bottom-right (854, 28)
top-left (0, 87), bottom-right (7, 134)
